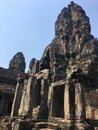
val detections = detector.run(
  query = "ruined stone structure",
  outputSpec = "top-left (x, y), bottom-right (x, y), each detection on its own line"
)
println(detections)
top-left (0, 1), bottom-right (98, 130)
top-left (9, 52), bottom-right (26, 73)
top-left (0, 67), bottom-right (26, 117)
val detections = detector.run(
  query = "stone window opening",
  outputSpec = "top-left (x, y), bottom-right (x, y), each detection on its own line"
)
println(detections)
top-left (52, 85), bottom-right (65, 118)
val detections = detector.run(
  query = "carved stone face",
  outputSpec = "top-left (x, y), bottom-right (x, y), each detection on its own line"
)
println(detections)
top-left (55, 3), bottom-right (91, 38)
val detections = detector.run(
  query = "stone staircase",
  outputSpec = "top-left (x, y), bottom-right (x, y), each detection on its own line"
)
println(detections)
top-left (39, 128), bottom-right (54, 130)
top-left (32, 121), bottom-right (60, 130)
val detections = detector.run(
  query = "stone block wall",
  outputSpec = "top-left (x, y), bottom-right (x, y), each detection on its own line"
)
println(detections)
top-left (85, 89), bottom-right (98, 119)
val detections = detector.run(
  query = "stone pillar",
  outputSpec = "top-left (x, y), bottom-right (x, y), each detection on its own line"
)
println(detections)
top-left (74, 81), bottom-right (86, 123)
top-left (64, 79), bottom-right (86, 129)
top-left (37, 79), bottom-right (49, 119)
top-left (18, 75), bottom-right (36, 118)
top-left (64, 79), bottom-right (75, 124)
top-left (48, 85), bottom-right (53, 117)
top-left (95, 109), bottom-right (98, 119)
top-left (11, 75), bottom-right (24, 117)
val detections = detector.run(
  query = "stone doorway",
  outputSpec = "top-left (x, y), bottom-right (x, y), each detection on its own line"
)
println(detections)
top-left (52, 85), bottom-right (65, 118)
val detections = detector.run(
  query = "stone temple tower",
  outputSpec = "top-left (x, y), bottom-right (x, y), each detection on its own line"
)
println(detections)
top-left (0, 1), bottom-right (98, 130)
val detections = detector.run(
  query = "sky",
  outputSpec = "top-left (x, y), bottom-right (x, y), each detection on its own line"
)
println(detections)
top-left (0, 0), bottom-right (98, 72)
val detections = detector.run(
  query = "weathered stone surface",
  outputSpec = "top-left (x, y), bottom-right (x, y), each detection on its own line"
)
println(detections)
top-left (38, 2), bottom-right (96, 83)
top-left (9, 52), bottom-right (26, 73)
top-left (11, 75), bottom-right (25, 117)
top-left (31, 69), bottom-right (50, 119)
top-left (37, 79), bottom-right (49, 119)
top-left (36, 2), bottom-right (98, 129)
top-left (0, 67), bottom-right (25, 117)
top-left (18, 76), bottom-right (36, 118)
top-left (11, 119), bottom-right (32, 130)
top-left (64, 79), bottom-right (74, 123)
top-left (29, 58), bottom-right (39, 74)
top-left (85, 89), bottom-right (98, 120)
top-left (0, 1), bottom-right (98, 130)
top-left (0, 93), bottom-right (13, 117)
top-left (37, 2), bottom-right (98, 124)
top-left (0, 67), bottom-right (18, 85)
top-left (74, 81), bottom-right (86, 123)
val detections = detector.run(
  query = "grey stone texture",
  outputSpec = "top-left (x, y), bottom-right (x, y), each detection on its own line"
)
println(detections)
top-left (11, 75), bottom-right (25, 117)
top-left (0, 1), bottom-right (98, 130)
top-left (18, 75), bottom-right (36, 118)
top-left (9, 52), bottom-right (26, 73)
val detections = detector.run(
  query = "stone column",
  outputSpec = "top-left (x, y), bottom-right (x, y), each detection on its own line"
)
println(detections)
top-left (48, 85), bottom-right (53, 117)
top-left (11, 75), bottom-right (24, 117)
top-left (64, 79), bottom-right (75, 124)
top-left (74, 81), bottom-right (86, 123)
top-left (18, 75), bottom-right (36, 118)
top-left (37, 79), bottom-right (49, 119)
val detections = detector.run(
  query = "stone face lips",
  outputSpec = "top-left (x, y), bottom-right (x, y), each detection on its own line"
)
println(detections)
top-left (9, 52), bottom-right (26, 73)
